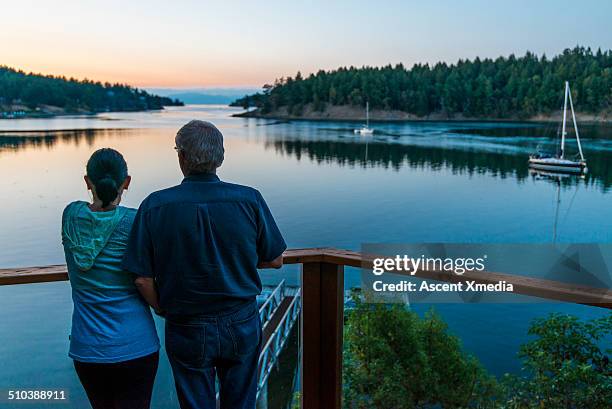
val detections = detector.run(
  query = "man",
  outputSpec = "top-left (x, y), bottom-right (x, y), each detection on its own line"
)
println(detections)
top-left (122, 120), bottom-right (286, 409)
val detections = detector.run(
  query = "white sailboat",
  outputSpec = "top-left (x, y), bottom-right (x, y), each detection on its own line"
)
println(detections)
top-left (528, 81), bottom-right (587, 174)
top-left (354, 101), bottom-right (374, 135)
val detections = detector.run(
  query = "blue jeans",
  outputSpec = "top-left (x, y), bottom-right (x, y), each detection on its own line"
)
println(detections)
top-left (165, 300), bottom-right (262, 409)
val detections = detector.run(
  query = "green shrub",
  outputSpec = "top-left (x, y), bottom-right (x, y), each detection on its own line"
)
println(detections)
top-left (342, 290), bottom-right (611, 409)
top-left (502, 313), bottom-right (612, 409)
top-left (343, 291), bottom-right (499, 408)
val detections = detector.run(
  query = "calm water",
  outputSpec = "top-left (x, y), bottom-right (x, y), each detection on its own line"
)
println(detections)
top-left (1, 105), bottom-right (611, 407)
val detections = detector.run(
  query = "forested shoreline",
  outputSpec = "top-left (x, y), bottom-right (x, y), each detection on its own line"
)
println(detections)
top-left (0, 66), bottom-right (182, 118)
top-left (232, 47), bottom-right (612, 121)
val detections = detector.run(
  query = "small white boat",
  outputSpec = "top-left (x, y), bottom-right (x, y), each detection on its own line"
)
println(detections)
top-left (354, 102), bottom-right (374, 135)
top-left (528, 156), bottom-right (587, 174)
top-left (528, 81), bottom-right (587, 174)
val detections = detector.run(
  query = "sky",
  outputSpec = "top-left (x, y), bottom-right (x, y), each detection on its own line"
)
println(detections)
top-left (1, 0), bottom-right (610, 89)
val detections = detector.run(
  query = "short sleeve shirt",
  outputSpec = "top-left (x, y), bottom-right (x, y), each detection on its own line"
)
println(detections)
top-left (121, 173), bottom-right (287, 315)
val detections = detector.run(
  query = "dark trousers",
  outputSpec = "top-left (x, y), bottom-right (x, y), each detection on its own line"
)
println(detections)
top-left (165, 300), bottom-right (262, 409)
top-left (74, 351), bottom-right (159, 409)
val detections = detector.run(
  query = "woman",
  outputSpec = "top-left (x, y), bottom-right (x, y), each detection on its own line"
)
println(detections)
top-left (62, 148), bottom-right (160, 409)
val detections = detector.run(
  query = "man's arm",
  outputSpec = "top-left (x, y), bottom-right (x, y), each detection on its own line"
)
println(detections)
top-left (122, 202), bottom-right (162, 313)
top-left (255, 190), bottom-right (287, 269)
top-left (134, 276), bottom-right (163, 314)
top-left (257, 254), bottom-right (283, 269)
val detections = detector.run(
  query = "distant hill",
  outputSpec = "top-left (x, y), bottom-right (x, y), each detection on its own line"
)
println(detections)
top-left (232, 47), bottom-right (612, 121)
top-left (0, 66), bottom-right (183, 118)
top-left (160, 92), bottom-right (235, 105)
top-left (148, 87), bottom-right (259, 105)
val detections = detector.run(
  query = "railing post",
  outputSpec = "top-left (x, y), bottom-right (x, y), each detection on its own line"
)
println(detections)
top-left (301, 261), bottom-right (344, 409)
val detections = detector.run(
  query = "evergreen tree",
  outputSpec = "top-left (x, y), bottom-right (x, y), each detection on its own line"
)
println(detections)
top-left (0, 66), bottom-right (182, 113)
top-left (232, 47), bottom-right (612, 119)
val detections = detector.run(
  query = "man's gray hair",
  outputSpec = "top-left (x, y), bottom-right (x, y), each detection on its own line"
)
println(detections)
top-left (175, 120), bottom-right (224, 173)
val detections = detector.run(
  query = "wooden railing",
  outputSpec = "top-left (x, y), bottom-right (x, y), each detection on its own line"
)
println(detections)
top-left (1, 247), bottom-right (611, 409)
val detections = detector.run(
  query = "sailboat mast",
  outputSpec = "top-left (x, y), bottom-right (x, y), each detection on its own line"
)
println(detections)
top-left (552, 179), bottom-right (561, 242)
top-left (560, 81), bottom-right (569, 159)
top-left (566, 84), bottom-right (585, 161)
top-left (366, 101), bottom-right (369, 127)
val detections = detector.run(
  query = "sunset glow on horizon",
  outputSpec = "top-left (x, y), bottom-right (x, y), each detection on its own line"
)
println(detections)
top-left (1, 0), bottom-right (610, 89)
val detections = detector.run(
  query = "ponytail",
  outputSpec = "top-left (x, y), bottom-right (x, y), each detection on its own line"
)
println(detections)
top-left (95, 176), bottom-right (120, 208)
top-left (86, 148), bottom-right (128, 208)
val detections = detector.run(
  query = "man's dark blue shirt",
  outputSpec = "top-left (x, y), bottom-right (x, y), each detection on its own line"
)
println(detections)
top-left (121, 173), bottom-right (286, 315)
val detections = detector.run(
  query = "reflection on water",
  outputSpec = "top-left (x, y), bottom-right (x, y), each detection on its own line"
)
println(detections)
top-left (3, 121), bottom-right (612, 191)
top-left (270, 137), bottom-right (524, 174)
top-left (0, 129), bottom-right (133, 152)
top-left (266, 136), bottom-right (612, 191)
top-left (1, 110), bottom-right (612, 265)
top-left (1, 106), bottom-right (611, 408)
top-left (451, 123), bottom-right (612, 139)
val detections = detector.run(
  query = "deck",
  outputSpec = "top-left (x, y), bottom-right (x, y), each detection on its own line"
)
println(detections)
top-left (1, 247), bottom-right (611, 409)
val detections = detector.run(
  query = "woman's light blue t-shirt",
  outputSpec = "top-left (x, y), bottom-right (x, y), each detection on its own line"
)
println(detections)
top-left (62, 201), bottom-right (159, 363)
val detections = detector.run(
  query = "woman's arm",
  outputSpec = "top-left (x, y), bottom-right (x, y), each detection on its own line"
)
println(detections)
top-left (134, 276), bottom-right (164, 314)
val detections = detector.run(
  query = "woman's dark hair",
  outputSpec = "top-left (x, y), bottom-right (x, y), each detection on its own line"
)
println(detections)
top-left (86, 148), bottom-right (128, 208)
